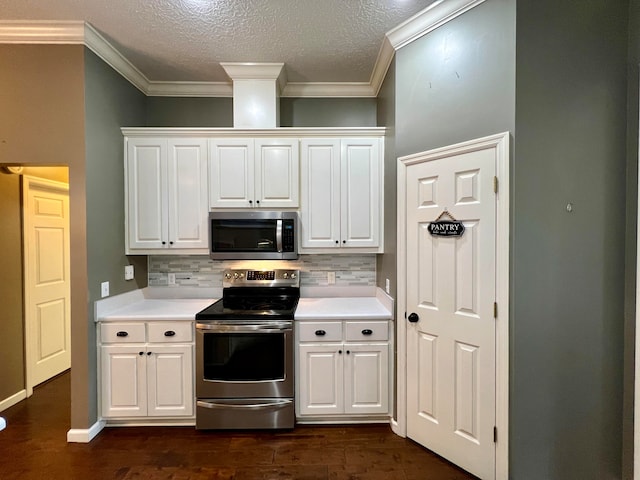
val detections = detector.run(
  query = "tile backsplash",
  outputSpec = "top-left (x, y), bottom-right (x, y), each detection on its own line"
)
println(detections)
top-left (148, 254), bottom-right (376, 288)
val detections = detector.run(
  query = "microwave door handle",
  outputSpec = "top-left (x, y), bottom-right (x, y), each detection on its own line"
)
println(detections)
top-left (276, 219), bottom-right (283, 252)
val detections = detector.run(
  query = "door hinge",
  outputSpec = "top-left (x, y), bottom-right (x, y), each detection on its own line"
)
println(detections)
top-left (493, 176), bottom-right (499, 194)
top-left (493, 426), bottom-right (497, 443)
top-left (493, 302), bottom-right (498, 319)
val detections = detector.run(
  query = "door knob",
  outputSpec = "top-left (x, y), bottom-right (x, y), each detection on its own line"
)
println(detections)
top-left (408, 313), bottom-right (419, 323)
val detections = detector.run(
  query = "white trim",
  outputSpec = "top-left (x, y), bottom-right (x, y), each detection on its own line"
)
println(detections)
top-left (634, 71), bottom-right (640, 480)
top-left (281, 82), bottom-right (376, 98)
top-left (146, 81), bottom-right (232, 97)
top-left (120, 127), bottom-right (386, 138)
top-left (369, 37), bottom-right (396, 97)
top-left (67, 420), bottom-right (106, 443)
top-left (397, 132), bottom-right (510, 479)
top-left (0, 389), bottom-right (27, 412)
top-left (386, 0), bottom-right (488, 50)
top-left (82, 23), bottom-right (149, 94)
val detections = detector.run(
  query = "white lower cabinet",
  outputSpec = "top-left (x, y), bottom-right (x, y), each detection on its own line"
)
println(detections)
top-left (100, 321), bottom-right (193, 419)
top-left (296, 320), bottom-right (390, 420)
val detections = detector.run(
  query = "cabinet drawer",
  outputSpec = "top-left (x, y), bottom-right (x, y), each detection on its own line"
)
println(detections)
top-left (345, 321), bottom-right (388, 342)
top-left (298, 322), bottom-right (342, 342)
top-left (101, 323), bottom-right (146, 343)
top-left (147, 322), bottom-right (193, 343)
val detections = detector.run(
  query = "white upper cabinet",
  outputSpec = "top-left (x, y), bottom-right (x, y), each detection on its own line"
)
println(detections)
top-left (300, 137), bottom-right (383, 252)
top-left (126, 137), bottom-right (208, 254)
top-left (209, 138), bottom-right (299, 208)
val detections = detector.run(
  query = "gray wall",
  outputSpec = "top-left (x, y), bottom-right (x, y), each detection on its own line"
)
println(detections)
top-left (395, 0), bottom-right (515, 157)
top-left (145, 96), bottom-right (377, 128)
top-left (280, 98), bottom-right (377, 127)
top-left (145, 97), bottom-right (233, 127)
top-left (624, 1), bottom-right (640, 477)
top-left (513, 1), bottom-right (628, 478)
top-left (81, 49), bottom-right (147, 425)
top-left (376, 58), bottom-right (397, 302)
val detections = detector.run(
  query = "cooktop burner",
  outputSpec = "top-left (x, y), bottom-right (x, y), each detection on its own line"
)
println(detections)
top-left (195, 269), bottom-right (300, 321)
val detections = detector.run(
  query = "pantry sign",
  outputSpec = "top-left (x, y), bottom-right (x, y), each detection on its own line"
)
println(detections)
top-left (428, 210), bottom-right (465, 237)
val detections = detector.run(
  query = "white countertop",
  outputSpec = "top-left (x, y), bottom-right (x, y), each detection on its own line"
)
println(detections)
top-left (295, 297), bottom-right (392, 321)
top-left (98, 298), bottom-right (215, 322)
top-left (96, 287), bottom-right (394, 322)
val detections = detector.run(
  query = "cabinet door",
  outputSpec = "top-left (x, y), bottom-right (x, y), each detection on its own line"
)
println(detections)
top-left (300, 139), bottom-right (341, 248)
top-left (167, 139), bottom-right (208, 249)
top-left (341, 139), bottom-right (381, 248)
top-left (101, 345), bottom-right (147, 418)
top-left (344, 343), bottom-right (389, 415)
top-left (255, 138), bottom-right (299, 208)
top-left (146, 345), bottom-right (193, 417)
top-left (298, 344), bottom-right (343, 415)
top-left (209, 138), bottom-right (254, 208)
top-left (126, 138), bottom-right (168, 250)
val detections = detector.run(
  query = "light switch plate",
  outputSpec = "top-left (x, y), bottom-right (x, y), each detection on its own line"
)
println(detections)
top-left (168, 273), bottom-right (176, 285)
top-left (327, 272), bottom-right (336, 285)
top-left (101, 281), bottom-right (109, 298)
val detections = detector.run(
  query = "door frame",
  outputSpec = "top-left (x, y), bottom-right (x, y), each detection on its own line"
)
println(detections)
top-left (395, 132), bottom-right (510, 479)
top-left (22, 175), bottom-right (70, 396)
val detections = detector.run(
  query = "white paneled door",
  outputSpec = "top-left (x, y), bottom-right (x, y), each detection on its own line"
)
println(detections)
top-left (405, 145), bottom-right (497, 479)
top-left (23, 176), bottom-right (71, 390)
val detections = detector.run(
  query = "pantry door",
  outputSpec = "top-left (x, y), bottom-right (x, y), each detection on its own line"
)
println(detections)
top-left (23, 176), bottom-right (71, 390)
top-left (403, 137), bottom-right (500, 479)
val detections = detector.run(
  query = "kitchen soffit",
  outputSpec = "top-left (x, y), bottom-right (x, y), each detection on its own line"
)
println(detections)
top-left (0, 0), bottom-right (486, 97)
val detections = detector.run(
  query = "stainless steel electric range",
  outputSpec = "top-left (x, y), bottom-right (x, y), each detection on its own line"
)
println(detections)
top-left (194, 269), bottom-right (299, 430)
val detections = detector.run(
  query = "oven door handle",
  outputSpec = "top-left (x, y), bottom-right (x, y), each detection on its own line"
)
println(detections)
top-left (197, 400), bottom-right (292, 410)
top-left (196, 323), bottom-right (292, 333)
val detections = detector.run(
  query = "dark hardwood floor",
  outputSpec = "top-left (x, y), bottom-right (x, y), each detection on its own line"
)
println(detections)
top-left (0, 372), bottom-right (476, 479)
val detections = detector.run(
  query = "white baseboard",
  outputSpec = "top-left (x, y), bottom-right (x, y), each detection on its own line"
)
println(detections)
top-left (67, 420), bottom-right (106, 443)
top-left (391, 418), bottom-right (405, 437)
top-left (0, 390), bottom-right (27, 412)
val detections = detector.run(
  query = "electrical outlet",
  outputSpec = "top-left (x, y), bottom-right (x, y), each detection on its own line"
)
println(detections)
top-left (101, 281), bottom-right (109, 298)
top-left (124, 265), bottom-right (134, 281)
top-left (385, 278), bottom-right (390, 294)
top-left (168, 273), bottom-right (176, 285)
top-left (327, 272), bottom-right (336, 285)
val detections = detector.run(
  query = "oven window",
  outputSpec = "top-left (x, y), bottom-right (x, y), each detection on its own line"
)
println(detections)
top-left (211, 219), bottom-right (278, 253)
top-left (202, 332), bottom-right (285, 381)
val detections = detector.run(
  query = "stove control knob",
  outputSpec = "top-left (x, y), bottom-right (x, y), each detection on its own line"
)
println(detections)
top-left (224, 273), bottom-right (232, 279)
top-left (283, 272), bottom-right (289, 279)
top-left (290, 273), bottom-right (297, 279)
top-left (239, 272), bottom-right (244, 279)
top-left (233, 272), bottom-right (240, 279)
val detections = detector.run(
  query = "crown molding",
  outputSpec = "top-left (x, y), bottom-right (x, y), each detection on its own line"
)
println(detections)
top-left (0, 1), bottom-right (487, 98)
top-left (282, 82), bottom-right (376, 98)
top-left (146, 81), bottom-right (232, 97)
top-left (386, 0), bottom-right (487, 50)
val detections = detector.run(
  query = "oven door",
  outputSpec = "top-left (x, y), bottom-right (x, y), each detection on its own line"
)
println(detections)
top-left (195, 321), bottom-right (294, 399)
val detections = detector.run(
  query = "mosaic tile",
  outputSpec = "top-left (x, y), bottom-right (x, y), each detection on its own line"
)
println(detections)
top-left (147, 254), bottom-right (377, 288)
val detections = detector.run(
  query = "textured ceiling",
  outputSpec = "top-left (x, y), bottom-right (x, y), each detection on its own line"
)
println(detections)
top-left (2, 0), bottom-right (437, 83)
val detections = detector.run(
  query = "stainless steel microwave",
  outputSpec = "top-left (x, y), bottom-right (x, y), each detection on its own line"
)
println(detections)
top-left (208, 211), bottom-right (298, 260)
